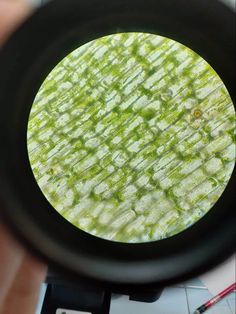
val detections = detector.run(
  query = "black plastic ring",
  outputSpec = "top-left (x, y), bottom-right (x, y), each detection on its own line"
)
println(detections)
top-left (0, 0), bottom-right (235, 291)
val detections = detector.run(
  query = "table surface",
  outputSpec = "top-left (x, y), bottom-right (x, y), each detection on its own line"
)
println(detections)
top-left (36, 277), bottom-right (235, 314)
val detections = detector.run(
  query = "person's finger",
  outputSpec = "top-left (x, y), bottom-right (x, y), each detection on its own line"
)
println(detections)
top-left (0, 0), bottom-right (32, 45)
top-left (0, 224), bottom-right (25, 309)
top-left (2, 252), bottom-right (47, 314)
top-left (0, 2), bottom-right (44, 312)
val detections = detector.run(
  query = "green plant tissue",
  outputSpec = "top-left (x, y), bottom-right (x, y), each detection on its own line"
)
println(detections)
top-left (27, 33), bottom-right (236, 243)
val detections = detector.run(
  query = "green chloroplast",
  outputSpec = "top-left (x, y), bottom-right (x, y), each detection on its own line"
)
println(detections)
top-left (27, 33), bottom-right (236, 243)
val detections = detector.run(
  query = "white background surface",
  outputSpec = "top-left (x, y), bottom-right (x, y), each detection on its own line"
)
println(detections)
top-left (201, 255), bottom-right (236, 295)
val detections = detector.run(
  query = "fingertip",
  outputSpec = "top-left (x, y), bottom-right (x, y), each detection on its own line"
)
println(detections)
top-left (0, 0), bottom-right (32, 45)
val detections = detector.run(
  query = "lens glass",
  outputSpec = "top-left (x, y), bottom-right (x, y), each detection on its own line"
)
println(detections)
top-left (27, 33), bottom-right (235, 243)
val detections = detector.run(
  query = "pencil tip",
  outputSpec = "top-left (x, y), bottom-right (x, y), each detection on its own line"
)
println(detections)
top-left (193, 311), bottom-right (200, 314)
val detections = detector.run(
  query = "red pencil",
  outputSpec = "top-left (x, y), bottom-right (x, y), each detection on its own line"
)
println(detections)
top-left (193, 282), bottom-right (236, 314)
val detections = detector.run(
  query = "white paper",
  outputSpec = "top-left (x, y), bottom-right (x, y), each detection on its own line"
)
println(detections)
top-left (56, 309), bottom-right (91, 314)
top-left (200, 254), bottom-right (236, 295)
